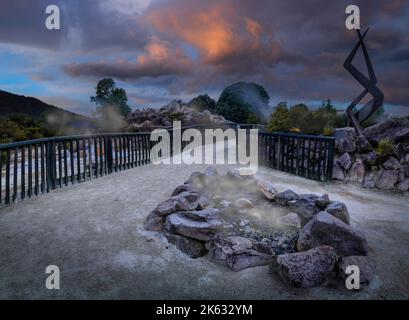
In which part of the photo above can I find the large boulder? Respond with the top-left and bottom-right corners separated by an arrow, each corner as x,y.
334,127 -> 357,145
278,213 -> 301,229
287,194 -> 320,223
382,157 -> 401,170
332,162 -> 346,181
397,179 -> 409,192
297,212 -> 368,256
364,118 -> 409,144
165,233 -> 208,259
375,169 -> 399,190
165,212 -> 222,241
272,246 -> 338,288
363,151 -> 380,167
325,201 -> 350,224
337,138 -> 357,154
315,194 -> 331,210
255,177 -> 278,199
337,256 -> 375,287
363,171 -> 377,189
356,135 -> 373,153
144,191 -> 201,231
346,160 -> 365,184
273,190 -> 299,206
337,153 -> 353,171
206,234 -> 273,271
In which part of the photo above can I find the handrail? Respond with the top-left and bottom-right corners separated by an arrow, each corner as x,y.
0,124 -> 335,206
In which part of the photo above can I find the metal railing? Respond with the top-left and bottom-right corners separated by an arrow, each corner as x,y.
0,125 -> 334,206
259,132 -> 335,182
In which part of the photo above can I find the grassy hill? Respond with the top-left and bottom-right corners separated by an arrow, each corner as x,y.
0,90 -> 95,136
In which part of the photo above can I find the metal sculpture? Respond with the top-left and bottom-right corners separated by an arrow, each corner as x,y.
344,28 -> 384,138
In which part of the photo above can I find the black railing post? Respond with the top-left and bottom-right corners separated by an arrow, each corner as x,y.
46,140 -> 57,191
105,136 -> 113,174
326,139 -> 335,182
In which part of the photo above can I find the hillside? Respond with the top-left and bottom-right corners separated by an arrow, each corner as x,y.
0,90 -> 95,135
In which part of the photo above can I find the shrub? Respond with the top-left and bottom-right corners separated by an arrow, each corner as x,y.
376,139 -> 395,159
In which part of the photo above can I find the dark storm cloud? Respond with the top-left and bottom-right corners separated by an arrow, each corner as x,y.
1,0 -> 408,109
0,0 -> 147,51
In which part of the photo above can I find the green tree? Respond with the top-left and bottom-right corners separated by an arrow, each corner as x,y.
91,78 -> 131,117
268,102 -> 291,132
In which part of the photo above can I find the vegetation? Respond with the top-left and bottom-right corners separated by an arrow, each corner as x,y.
216,82 -> 270,124
268,100 -> 347,135
376,139 -> 396,159
0,114 -> 51,144
91,78 -> 132,132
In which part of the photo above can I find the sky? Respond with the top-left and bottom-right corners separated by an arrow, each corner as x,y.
0,0 -> 408,117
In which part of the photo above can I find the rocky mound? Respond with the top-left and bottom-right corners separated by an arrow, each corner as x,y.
126,98 -> 227,132
144,167 -> 374,289
333,124 -> 409,193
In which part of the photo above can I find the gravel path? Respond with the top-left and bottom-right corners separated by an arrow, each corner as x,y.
0,163 -> 408,300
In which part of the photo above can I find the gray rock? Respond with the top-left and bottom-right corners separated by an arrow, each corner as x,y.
398,168 -> 405,183
234,198 -> 255,209
204,166 -> 218,177
255,177 -> 278,199
356,136 -> 373,153
337,153 -> 353,171
272,246 -> 338,288
404,163 -> 409,178
144,212 -> 165,231
315,194 -> 330,210
154,191 -> 200,216
363,171 -> 377,189
325,201 -> 350,224
346,160 -> 365,184
332,162 -> 346,181
382,157 -> 401,170
206,234 -> 273,271
337,256 -> 375,287
278,213 -> 301,229
375,169 -> 399,190
165,233 -> 207,259
363,151 -> 380,167
335,127 -> 357,144
337,138 -> 357,153
274,190 -> 299,206
297,212 -> 368,256
397,179 -> 409,192
171,183 -> 199,197
227,168 -> 244,180
364,118 -> 409,144
165,213 -> 222,241
288,194 -> 320,223
180,209 -> 220,222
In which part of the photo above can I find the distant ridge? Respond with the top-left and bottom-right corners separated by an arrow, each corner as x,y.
0,90 -> 95,134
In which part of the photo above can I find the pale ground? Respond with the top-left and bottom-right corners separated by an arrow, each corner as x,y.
0,163 -> 408,300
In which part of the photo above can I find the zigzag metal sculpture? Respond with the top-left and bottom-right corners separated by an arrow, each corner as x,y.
344,28 -> 384,139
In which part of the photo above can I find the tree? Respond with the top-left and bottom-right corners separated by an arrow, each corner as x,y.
268,102 -> 291,132
91,78 -> 131,117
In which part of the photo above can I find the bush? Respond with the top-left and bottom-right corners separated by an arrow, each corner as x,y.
268,100 -> 342,135
376,139 -> 396,159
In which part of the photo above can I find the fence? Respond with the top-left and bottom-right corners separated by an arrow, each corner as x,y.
259,132 -> 335,182
0,126 -> 334,206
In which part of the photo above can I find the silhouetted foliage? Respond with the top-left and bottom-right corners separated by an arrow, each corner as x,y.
91,78 -> 131,117
0,114 -> 51,144
268,100 -> 347,135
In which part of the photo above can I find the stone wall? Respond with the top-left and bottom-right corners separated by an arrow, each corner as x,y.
333,121 -> 409,194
